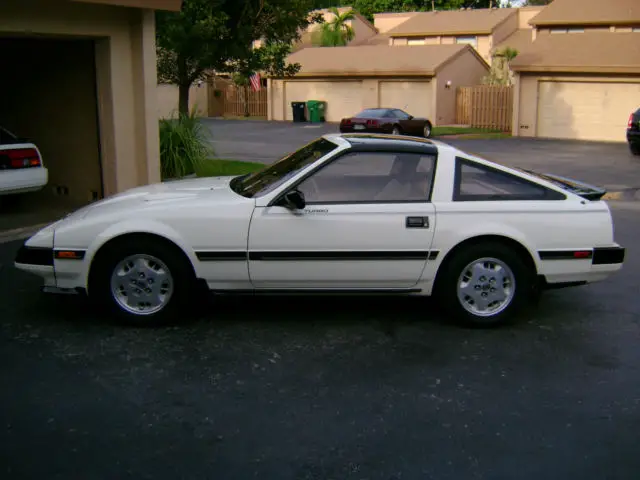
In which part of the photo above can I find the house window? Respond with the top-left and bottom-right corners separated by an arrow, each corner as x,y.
407,38 -> 426,46
568,27 -> 584,33
633,27 -> 640,32
550,28 -> 567,33
455,36 -> 478,48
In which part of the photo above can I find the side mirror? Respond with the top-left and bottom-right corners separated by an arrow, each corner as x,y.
408,115 -> 414,120
282,189 -> 306,210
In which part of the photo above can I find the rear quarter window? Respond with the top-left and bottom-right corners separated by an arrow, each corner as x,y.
453,157 -> 565,201
0,127 -> 19,145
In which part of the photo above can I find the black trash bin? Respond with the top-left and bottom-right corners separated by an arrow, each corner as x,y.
291,102 -> 307,122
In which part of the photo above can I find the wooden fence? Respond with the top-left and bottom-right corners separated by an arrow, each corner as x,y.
217,84 -> 267,117
456,85 -> 513,131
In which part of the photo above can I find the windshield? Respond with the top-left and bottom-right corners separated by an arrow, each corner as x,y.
230,138 -> 339,198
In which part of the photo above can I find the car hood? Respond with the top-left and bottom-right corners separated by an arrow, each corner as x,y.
64,175 -> 245,221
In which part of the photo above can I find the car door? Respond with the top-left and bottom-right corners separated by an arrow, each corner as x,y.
393,109 -> 421,136
247,150 -> 438,290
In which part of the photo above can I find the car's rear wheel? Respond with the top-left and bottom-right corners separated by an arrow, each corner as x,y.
89,237 -> 198,326
423,122 -> 432,138
392,126 -> 401,135
436,242 -> 535,328
630,143 -> 640,156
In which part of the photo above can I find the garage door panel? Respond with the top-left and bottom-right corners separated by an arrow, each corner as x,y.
537,81 -> 640,142
379,81 -> 432,119
284,81 -> 363,122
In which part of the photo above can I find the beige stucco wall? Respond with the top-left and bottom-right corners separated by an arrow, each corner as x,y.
513,73 -> 640,140
1,0 -> 161,198
435,50 -> 491,125
157,83 -> 209,118
492,13 -> 519,46
269,51 -> 488,125
518,6 -> 544,29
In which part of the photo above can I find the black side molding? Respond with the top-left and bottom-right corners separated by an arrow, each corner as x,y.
15,245 -> 54,266
538,247 -> 625,265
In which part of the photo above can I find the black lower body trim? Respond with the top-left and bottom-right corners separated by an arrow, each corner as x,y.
211,288 -> 422,295
15,245 -> 53,266
592,247 -> 625,265
248,250 -> 436,261
196,251 -> 246,261
538,249 -> 593,261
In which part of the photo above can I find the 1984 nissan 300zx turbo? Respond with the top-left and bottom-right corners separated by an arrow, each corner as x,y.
15,134 -> 625,327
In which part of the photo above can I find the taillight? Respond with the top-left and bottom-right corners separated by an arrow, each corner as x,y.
342,118 -> 352,125
629,114 -> 633,128
0,148 -> 41,170
366,119 -> 379,126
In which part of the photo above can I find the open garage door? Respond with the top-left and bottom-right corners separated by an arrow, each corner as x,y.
537,81 -> 640,142
284,81 -> 363,122
0,37 -> 103,231
379,81 -> 433,119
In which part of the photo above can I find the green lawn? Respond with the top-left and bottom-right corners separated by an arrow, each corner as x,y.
196,159 -> 265,178
432,126 -> 507,136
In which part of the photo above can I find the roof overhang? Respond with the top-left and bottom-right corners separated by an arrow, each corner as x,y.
512,66 -> 640,74
269,71 -> 436,79
69,0 -> 182,11
389,29 -> 492,37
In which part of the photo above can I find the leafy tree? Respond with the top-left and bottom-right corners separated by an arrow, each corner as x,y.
482,46 -> 518,85
312,7 -> 356,46
156,0 -> 321,115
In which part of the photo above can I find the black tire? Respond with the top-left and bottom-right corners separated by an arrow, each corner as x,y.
89,237 -> 199,327
435,242 -> 535,328
630,143 -> 640,156
423,122 -> 432,138
392,125 -> 402,135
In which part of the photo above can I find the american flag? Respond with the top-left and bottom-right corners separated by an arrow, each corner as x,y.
249,72 -> 261,92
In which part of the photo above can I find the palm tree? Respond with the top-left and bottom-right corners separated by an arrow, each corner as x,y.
312,7 -> 356,47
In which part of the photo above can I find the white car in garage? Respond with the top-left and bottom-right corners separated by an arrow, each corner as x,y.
0,126 -> 48,196
14,133 -> 625,327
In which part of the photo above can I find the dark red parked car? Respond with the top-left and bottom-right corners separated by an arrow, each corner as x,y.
339,108 -> 433,138
627,108 -> 639,156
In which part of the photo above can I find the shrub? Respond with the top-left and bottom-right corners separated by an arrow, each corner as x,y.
159,110 -> 213,180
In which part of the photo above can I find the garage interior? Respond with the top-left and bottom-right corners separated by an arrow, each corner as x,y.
0,36 -> 103,232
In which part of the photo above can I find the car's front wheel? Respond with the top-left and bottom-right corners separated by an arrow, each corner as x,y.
423,122 -> 432,138
89,237 -> 198,326
436,242 -> 535,328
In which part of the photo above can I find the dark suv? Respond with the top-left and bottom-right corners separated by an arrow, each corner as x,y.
628,108 -> 640,156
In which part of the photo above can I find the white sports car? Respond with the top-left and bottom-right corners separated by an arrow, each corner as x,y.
14,134 -> 625,327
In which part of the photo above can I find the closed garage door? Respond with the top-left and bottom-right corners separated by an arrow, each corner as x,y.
284,81 -> 363,122
379,81 -> 432,119
537,81 -> 640,142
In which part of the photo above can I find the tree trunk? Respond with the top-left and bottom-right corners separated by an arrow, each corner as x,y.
178,83 -> 190,117
244,84 -> 250,117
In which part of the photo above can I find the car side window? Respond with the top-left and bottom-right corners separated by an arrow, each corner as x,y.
296,151 -> 436,204
453,157 -> 560,201
392,110 -> 410,120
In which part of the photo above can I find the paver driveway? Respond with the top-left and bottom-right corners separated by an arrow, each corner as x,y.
203,119 -> 640,191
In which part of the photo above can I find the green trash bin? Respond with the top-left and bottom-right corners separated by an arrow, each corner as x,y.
306,100 -> 326,123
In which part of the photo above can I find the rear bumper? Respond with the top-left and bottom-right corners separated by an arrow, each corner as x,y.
339,124 -> 393,134
0,167 -> 48,195
539,245 -> 625,286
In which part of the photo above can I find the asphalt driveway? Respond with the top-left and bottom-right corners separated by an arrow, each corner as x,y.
1,203 -> 640,479
203,119 -> 640,191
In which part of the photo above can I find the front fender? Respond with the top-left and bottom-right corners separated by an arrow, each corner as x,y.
55,217 -> 199,288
